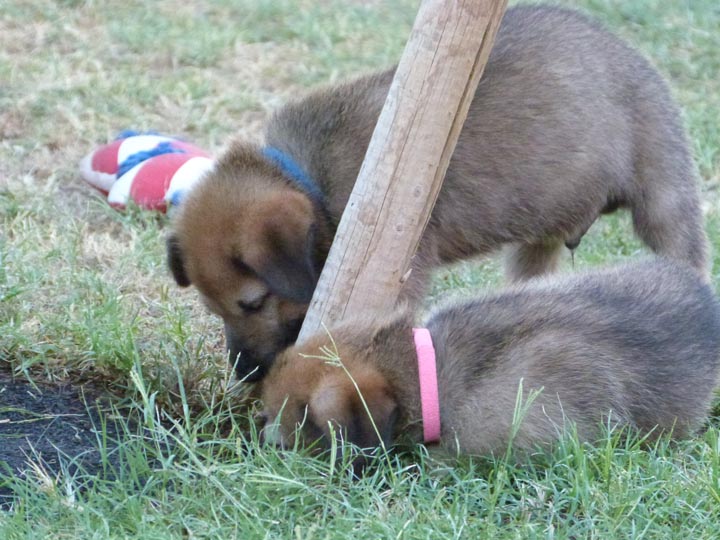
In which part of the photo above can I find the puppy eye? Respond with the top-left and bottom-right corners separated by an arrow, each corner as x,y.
238,292 -> 270,314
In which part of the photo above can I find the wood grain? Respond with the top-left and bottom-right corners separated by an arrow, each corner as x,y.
299,0 -> 508,342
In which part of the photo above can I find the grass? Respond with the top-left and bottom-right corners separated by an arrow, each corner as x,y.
1,0 -> 719,536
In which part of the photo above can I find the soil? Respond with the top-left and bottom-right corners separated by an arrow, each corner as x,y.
0,371 -> 123,507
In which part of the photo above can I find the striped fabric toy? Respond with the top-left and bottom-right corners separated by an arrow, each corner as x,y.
79,131 -> 214,212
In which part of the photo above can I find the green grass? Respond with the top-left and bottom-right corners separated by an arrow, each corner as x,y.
2,388 -> 720,538
1,0 -> 720,536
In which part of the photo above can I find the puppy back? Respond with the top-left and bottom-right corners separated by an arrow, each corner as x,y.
427,259 -> 720,451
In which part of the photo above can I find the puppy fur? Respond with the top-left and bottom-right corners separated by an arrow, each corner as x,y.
260,259 -> 720,456
169,5 -> 709,381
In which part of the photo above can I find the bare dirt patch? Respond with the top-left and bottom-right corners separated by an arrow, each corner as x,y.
0,370 -> 122,505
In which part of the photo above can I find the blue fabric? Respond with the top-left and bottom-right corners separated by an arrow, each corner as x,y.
117,141 -> 186,178
169,189 -> 186,207
262,146 -> 325,205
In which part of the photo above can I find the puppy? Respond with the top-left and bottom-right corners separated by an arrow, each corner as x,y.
260,259 -> 720,457
168,5 -> 709,381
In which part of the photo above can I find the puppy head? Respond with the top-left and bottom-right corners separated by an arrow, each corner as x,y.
259,336 -> 399,454
168,143 -> 327,381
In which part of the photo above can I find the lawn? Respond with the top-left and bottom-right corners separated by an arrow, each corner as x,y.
1,0 -> 719,537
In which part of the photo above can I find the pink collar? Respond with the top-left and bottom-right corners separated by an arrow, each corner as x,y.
413,328 -> 440,443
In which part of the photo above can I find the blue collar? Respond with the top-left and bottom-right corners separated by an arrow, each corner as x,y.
262,146 -> 326,208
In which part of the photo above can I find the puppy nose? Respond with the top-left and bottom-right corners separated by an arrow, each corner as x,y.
228,349 -> 265,382
254,410 -> 269,428
237,364 -> 265,383
260,418 -> 283,448
254,410 -> 270,444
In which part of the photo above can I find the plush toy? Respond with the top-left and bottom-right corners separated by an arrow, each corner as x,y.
79,131 -> 214,212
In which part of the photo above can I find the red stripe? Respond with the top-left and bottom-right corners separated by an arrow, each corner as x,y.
129,153 -> 193,211
91,139 -> 123,174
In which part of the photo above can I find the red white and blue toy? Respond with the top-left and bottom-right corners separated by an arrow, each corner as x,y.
79,131 -> 214,212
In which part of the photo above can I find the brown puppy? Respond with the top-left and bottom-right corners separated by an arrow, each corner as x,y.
260,258 -> 720,457
169,5 -> 709,381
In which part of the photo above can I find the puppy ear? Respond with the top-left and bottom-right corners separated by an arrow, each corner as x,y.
257,223 -> 317,304
351,383 -> 398,450
371,312 -> 413,348
309,370 -> 398,450
166,234 -> 191,287
245,192 -> 318,303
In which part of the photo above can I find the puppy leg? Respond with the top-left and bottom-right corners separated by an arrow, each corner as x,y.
630,179 -> 709,282
399,243 -> 441,305
629,98 -> 710,281
504,239 -> 564,283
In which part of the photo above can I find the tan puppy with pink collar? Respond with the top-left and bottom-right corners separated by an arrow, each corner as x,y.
260,259 -> 720,457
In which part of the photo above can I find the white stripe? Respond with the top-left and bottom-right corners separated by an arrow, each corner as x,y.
107,162 -> 143,206
165,157 -> 215,202
79,152 -> 116,192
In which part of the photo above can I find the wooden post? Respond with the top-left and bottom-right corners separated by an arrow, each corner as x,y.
298,0 -> 508,342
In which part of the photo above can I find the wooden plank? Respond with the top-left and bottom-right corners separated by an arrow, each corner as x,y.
298,0 -> 508,342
